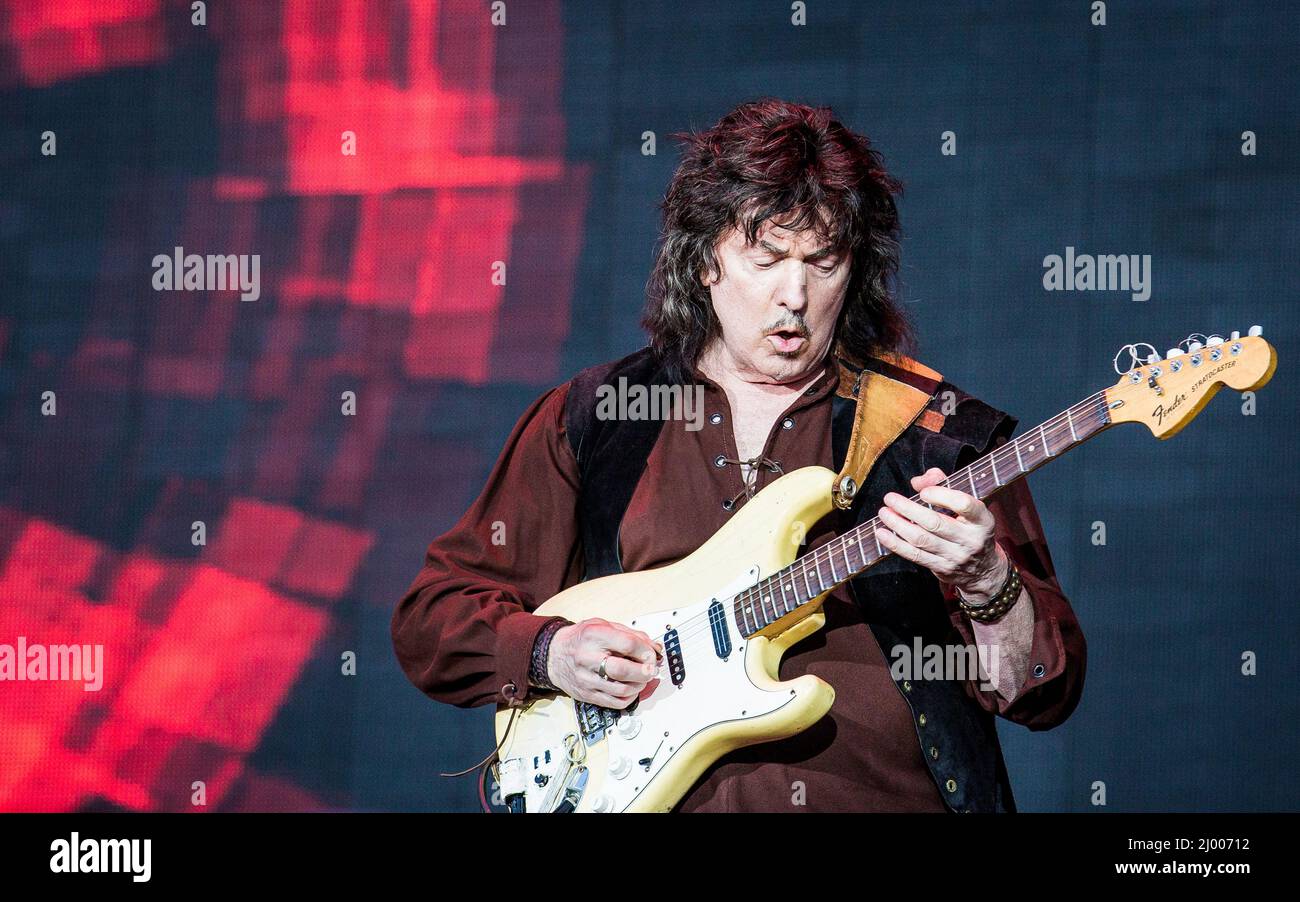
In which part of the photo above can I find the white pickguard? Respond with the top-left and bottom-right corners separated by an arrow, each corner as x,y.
512,566 -> 796,813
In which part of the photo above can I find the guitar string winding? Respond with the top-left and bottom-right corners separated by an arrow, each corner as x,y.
1112,333 -> 1224,376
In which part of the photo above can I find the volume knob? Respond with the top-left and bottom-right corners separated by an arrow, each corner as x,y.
615,715 -> 642,740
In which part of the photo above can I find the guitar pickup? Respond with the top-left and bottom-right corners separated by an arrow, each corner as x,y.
708,599 -> 732,660
664,627 -> 685,686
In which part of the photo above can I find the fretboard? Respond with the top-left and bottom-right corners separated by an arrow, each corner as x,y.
731,390 -> 1111,637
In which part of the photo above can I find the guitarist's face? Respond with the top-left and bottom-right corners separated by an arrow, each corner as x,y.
700,216 -> 851,385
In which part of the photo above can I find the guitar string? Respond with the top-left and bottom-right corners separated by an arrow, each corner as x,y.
638,394 -> 1110,671
582,393 -> 1109,677
738,390 -> 1112,634
618,392 -> 1109,665
652,392 -> 1110,662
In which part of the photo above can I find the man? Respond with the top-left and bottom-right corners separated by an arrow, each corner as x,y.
392,98 -> 1086,812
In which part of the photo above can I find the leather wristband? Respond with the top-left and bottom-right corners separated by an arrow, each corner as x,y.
528,618 -> 571,691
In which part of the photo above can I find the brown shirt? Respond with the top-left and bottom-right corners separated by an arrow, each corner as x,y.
391,356 -> 1086,812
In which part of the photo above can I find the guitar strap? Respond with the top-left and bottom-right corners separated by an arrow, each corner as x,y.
830,350 -> 945,510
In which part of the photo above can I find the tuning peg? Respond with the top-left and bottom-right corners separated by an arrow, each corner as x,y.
1248,325 -> 1263,337
1207,335 -> 1224,346
1145,352 -> 1162,364
1230,330 -> 1240,340
1166,348 -> 1185,358
1187,340 -> 1204,352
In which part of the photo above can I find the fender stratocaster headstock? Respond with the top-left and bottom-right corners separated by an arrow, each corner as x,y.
1105,329 -> 1277,439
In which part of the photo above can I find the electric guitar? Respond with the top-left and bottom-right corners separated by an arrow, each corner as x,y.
492,329 -> 1277,812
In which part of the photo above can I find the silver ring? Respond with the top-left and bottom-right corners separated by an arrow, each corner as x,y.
597,656 -> 610,681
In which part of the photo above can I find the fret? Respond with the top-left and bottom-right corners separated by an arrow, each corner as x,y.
731,395 -> 1116,639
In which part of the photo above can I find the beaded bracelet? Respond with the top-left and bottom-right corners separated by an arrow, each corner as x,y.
958,560 -> 1022,624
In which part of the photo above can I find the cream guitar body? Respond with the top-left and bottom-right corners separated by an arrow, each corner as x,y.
489,329 -> 1276,814
492,465 -> 839,813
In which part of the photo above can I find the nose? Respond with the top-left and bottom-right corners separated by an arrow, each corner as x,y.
775,260 -> 809,313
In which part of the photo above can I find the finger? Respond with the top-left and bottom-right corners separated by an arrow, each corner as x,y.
598,626 -> 659,665
909,467 -> 947,492
578,669 -> 641,700
880,492 -> 963,542
876,526 -> 951,577
878,506 -> 962,558
919,485 -> 993,527
582,687 -> 638,709
597,654 -> 659,684
576,649 -> 655,687
636,630 -> 665,661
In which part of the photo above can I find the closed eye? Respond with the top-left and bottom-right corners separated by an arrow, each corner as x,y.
755,258 -> 838,271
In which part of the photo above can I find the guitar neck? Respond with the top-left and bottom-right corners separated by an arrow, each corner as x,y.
733,390 -> 1114,638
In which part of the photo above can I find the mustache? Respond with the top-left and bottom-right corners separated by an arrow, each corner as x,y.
763,315 -> 809,336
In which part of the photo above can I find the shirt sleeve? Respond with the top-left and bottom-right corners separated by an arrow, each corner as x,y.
390,382 -> 585,709
944,476 -> 1088,730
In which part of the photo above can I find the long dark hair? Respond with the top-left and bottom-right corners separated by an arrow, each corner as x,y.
642,98 -> 915,383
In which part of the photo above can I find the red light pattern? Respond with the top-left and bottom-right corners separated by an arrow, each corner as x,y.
1,0 -> 586,810
0,0 -> 167,88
